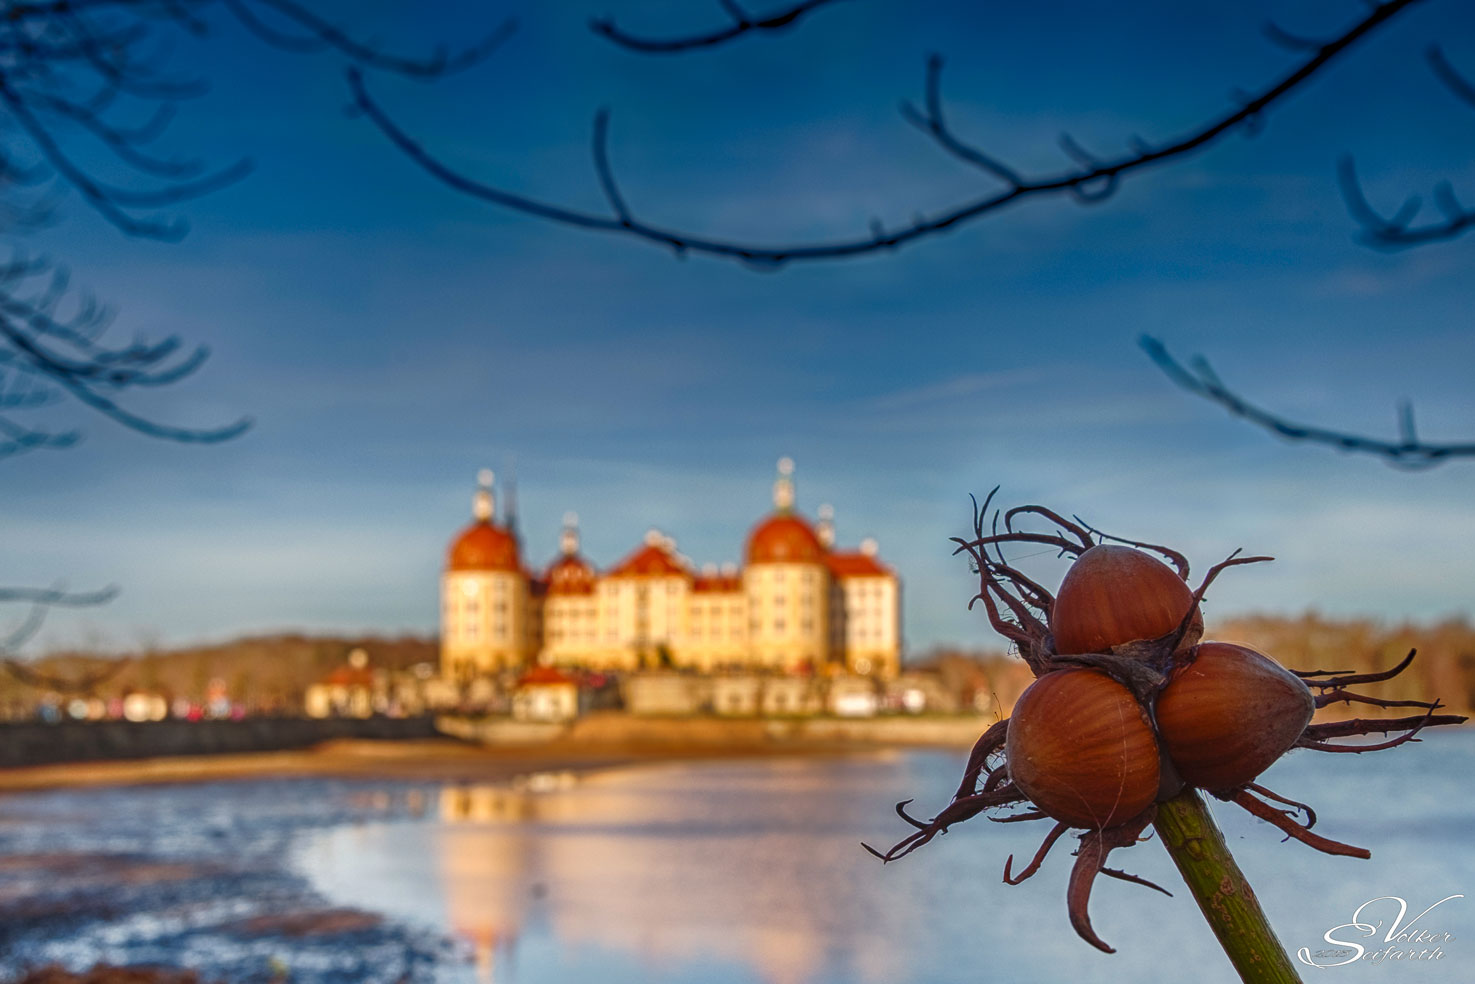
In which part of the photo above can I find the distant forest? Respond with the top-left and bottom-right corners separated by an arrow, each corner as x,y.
0,634 -> 437,712
916,612 -> 1475,718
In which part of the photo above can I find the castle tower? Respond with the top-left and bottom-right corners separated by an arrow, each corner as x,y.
742,458 -> 832,674
441,470 -> 532,679
542,512 -> 599,668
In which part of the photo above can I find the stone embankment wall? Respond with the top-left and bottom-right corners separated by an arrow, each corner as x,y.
0,716 -> 440,768
438,711 -> 989,748
0,713 -> 990,770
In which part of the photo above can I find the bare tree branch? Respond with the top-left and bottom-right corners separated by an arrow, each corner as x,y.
0,2 -> 514,452
232,0 -> 517,79
0,583 -> 117,607
1339,157 -> 1475,248
1261,20 -> 1332,54
898,54 -> 1024,187
1338,46 -> 1475,249
591,0 -> 847,54
352,0 -> 1419,269
0,254 -> 250,458
0,580 -> 121,692
0,5 -> 516,685
0,1 -> 518,241
1141,335 -> 1475,469
1428,44 -> 1475,108
2,656 -> 128,692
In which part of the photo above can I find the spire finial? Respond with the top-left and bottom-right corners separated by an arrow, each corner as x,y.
773,456 -> 796,511
817,503 -> 835,548
473,469 -> 495,521
560,512 -> 580,556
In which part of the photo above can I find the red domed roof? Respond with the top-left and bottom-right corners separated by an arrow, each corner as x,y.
546,553 -> 597,595
447,521 -> 521,572
746,513 -> 825,565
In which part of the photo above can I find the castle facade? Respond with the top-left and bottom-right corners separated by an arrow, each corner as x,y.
440,460 -> 901,679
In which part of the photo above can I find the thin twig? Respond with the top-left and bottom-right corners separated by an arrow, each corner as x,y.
1142,336 -> 1475,469
591,0 -> 845,54
1339,155 -> 1475,249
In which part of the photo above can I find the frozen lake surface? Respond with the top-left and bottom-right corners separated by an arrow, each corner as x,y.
2,730 -> 1472,984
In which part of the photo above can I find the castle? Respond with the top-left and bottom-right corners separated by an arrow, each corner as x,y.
440,459 -> 901,680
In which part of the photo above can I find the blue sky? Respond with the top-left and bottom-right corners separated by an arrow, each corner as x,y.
6,0 -> 1475,654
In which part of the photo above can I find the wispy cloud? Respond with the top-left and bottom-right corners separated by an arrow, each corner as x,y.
868,367 -> 1053,410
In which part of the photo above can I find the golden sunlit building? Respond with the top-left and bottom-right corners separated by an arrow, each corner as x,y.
440,459 -> 901,680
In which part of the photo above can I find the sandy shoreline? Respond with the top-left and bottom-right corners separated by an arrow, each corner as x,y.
0,736 -> 899,795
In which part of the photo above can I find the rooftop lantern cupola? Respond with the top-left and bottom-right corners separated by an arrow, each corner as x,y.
745,456 -> 824,565
773,456 -> 796,512
560,512 -> 580,556
474,468 -> 495,522
447,469 -> 520,572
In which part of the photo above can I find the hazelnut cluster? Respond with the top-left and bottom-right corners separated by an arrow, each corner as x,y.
867,492 -> 1465,953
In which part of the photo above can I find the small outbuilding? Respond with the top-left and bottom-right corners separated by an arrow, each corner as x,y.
511,666 -> 580,723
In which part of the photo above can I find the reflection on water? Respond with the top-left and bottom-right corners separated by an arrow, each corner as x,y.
301,756 -> 918,984
296,734 -> 1475,984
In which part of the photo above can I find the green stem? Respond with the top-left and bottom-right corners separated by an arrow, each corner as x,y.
1153,788 -> 1305,984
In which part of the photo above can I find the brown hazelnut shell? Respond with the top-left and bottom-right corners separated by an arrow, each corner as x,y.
1006,668 -> 1161,829
1051,545 -> 1202,656
1155,642 -> 1315,793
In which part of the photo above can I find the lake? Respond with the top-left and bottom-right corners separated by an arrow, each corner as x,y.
2,731 -> 1471,983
